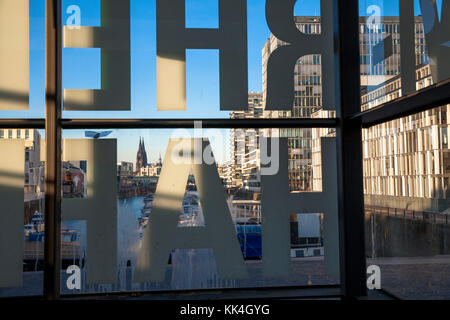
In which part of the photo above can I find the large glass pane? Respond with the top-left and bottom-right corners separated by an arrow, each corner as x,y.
59,128 -> 339,295
0,1 -> 340,121
363,106 -> 450,299
0,129 -> 45,297
58,0 -> 335,120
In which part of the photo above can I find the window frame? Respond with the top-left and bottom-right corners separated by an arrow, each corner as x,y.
0,0 -> 448,300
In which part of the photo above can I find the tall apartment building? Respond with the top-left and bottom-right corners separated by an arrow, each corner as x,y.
218,162 -> 234,189
262,16 -> 427,192
361,65 -> 450,212
307,16 -> 448,211
0,129 -> 44,222
262,17 -> 326,192
229,92 -> 264,190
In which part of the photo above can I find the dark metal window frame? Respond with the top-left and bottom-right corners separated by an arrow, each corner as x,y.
0,0 -> 448,300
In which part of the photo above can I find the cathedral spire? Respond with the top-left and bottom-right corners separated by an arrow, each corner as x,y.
136,136 -> 149,174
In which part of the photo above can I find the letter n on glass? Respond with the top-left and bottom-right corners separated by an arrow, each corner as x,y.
261,138 -> 340,279
63,0 -> 131,111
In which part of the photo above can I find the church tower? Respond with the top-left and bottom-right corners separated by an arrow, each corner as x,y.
157,152 -> 162,166
136,137 -> 148,174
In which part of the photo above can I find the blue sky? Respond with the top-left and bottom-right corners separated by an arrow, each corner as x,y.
0,0 -> 435,164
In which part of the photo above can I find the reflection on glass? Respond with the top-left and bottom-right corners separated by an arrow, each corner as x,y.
361,106 -> 450,299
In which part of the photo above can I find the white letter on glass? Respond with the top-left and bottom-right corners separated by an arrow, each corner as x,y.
0,0 -> 29,110
134,138 -> 248,282
62,139 -> 117,284
261,138 -> 340,278
265,0 -> 335,111
157,0 -> 248,111
0,141 -> 25,287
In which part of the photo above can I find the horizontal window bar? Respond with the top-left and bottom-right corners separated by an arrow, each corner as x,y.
60,285 -> 342,300
352,78 -> 450,128
0,118 -> 338,130
60,118 -> 339,129
0,119 -> 45,129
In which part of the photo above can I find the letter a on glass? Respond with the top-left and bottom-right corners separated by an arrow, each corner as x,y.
134,138 -> 248,283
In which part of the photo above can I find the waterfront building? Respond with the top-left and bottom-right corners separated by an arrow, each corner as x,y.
139,153 -> 162,177
117,161 -> 134,178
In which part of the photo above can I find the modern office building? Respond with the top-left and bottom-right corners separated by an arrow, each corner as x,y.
312,63 -> 450,212
261,16 -> 427,192
361,64 -> 450,212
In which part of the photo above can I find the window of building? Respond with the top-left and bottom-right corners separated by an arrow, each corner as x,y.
0,0 -> 448,303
